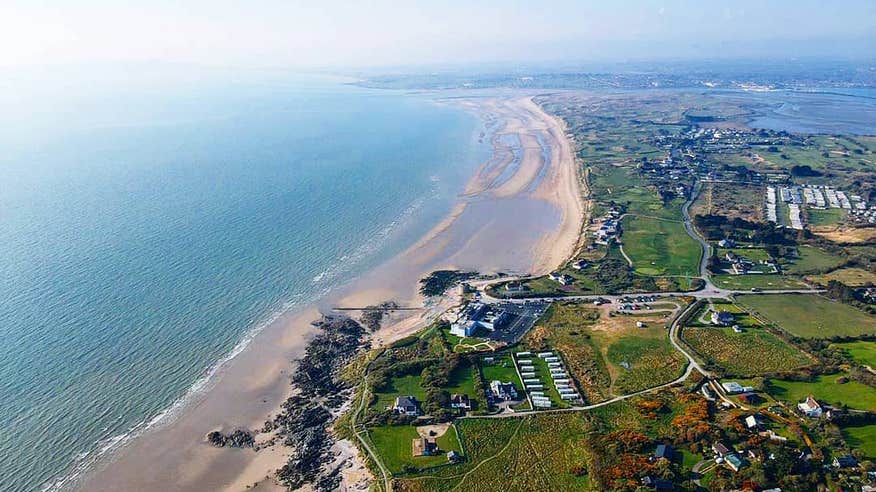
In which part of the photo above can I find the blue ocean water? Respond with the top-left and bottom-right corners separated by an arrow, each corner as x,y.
0,67 -> 486,491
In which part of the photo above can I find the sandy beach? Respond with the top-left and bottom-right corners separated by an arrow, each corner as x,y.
77,94 -> 584,492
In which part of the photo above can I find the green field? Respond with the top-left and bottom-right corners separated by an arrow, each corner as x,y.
834,340 -> 876,368
682,326 -> 811,376
737,294 -> 876,338
768,374 -> 876,412
445,362 -> 487,411
622,216 -> 702,276
480,354 -> 523,388
604,334 -> 687,394
808,267 -> 876,287
807,208 -> 847,227
368,424 -> 463,473
393,413 -> 593,490
842,424 -> 876,459
783,245 -> 847,275
372,374 -> 427,412
711,274 -> 808,290
718,247 -> 772,262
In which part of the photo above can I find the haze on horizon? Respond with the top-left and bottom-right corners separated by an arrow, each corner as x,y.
1,0 -> 874,70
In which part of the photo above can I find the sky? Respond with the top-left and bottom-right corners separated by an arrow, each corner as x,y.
1,0 -> 874,69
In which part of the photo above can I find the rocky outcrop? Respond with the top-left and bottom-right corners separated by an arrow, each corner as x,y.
270,315 -> 368,490
206,429 -> 255,448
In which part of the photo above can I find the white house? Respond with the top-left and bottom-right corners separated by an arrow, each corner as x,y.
798,395 -> 823,418
393,395 -> 420,416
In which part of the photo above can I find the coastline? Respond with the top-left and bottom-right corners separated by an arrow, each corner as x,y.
76,94 -> 585,491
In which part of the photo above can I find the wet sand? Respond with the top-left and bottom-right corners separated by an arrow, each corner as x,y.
77,95 -> 584,491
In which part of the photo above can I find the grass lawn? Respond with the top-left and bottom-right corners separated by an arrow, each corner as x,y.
445,361 -> 487,411
807,208 -> 846,227
711,274 -> 807,290
681,326 -> 812,376
368,424 -> 462,473
768,374 -> 876,412
783,245 -> 847,275
603,331 -> 687,394
842,424 -> 876,459
737,294 -> 876,338
371,374 -> 426,412
808,267 -> 876,287
622,215 -> 702,276
480,354 -> 523,387
833,340 -> 876,368
718,247 -> 772,262
395,413 -> 593,490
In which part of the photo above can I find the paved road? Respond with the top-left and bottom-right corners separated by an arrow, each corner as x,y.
682,180 -> 717,290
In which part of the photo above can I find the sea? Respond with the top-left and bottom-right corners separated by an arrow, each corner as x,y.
0,66 -> 488,491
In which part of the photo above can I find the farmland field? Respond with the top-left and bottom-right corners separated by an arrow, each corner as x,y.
711,274 -> 808,290
842,424 -> 876,460
768,374 -> 876,412
806,208 -> 846,227
368,424 -> 463,473
394,413 -> 593,491
682,326 -> 811,376
622,215 -> 702,276
604,334 -> 687,393
833,340 -> 876,368
807,267 -> 876,287
737,294 -> 876,338
782,245 -> 847,274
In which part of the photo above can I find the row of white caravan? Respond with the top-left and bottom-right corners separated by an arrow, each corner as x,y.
515,351 -> 582,406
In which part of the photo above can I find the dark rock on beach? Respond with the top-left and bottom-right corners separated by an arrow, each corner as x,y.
270,315 -> 368,490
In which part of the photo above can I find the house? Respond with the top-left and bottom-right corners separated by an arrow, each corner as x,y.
725,251 -> 738,262
447,450 -> 462,463
711,311 -> 735,326
412,437 -> 438,456
833,454 -> 858,469
450,394 -> 471,410
558,274 -> 574,286
572,259 -> 589,270
505,281 -> 524,292
490,380 -> 518,400
721,381 -> 745,394
712,442 -> 732,457
654,444 -> 674,461
747,448 -> 764,461
732,324 -> 744,333
797,395 -> 822,418
718,238 -> 736,248
745,415 -> 761,430
393,396 -> 421,416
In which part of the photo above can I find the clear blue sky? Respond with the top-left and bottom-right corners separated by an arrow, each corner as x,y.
1,0 -> 873,68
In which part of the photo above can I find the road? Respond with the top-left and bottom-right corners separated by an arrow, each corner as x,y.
682,180 -> 715,287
